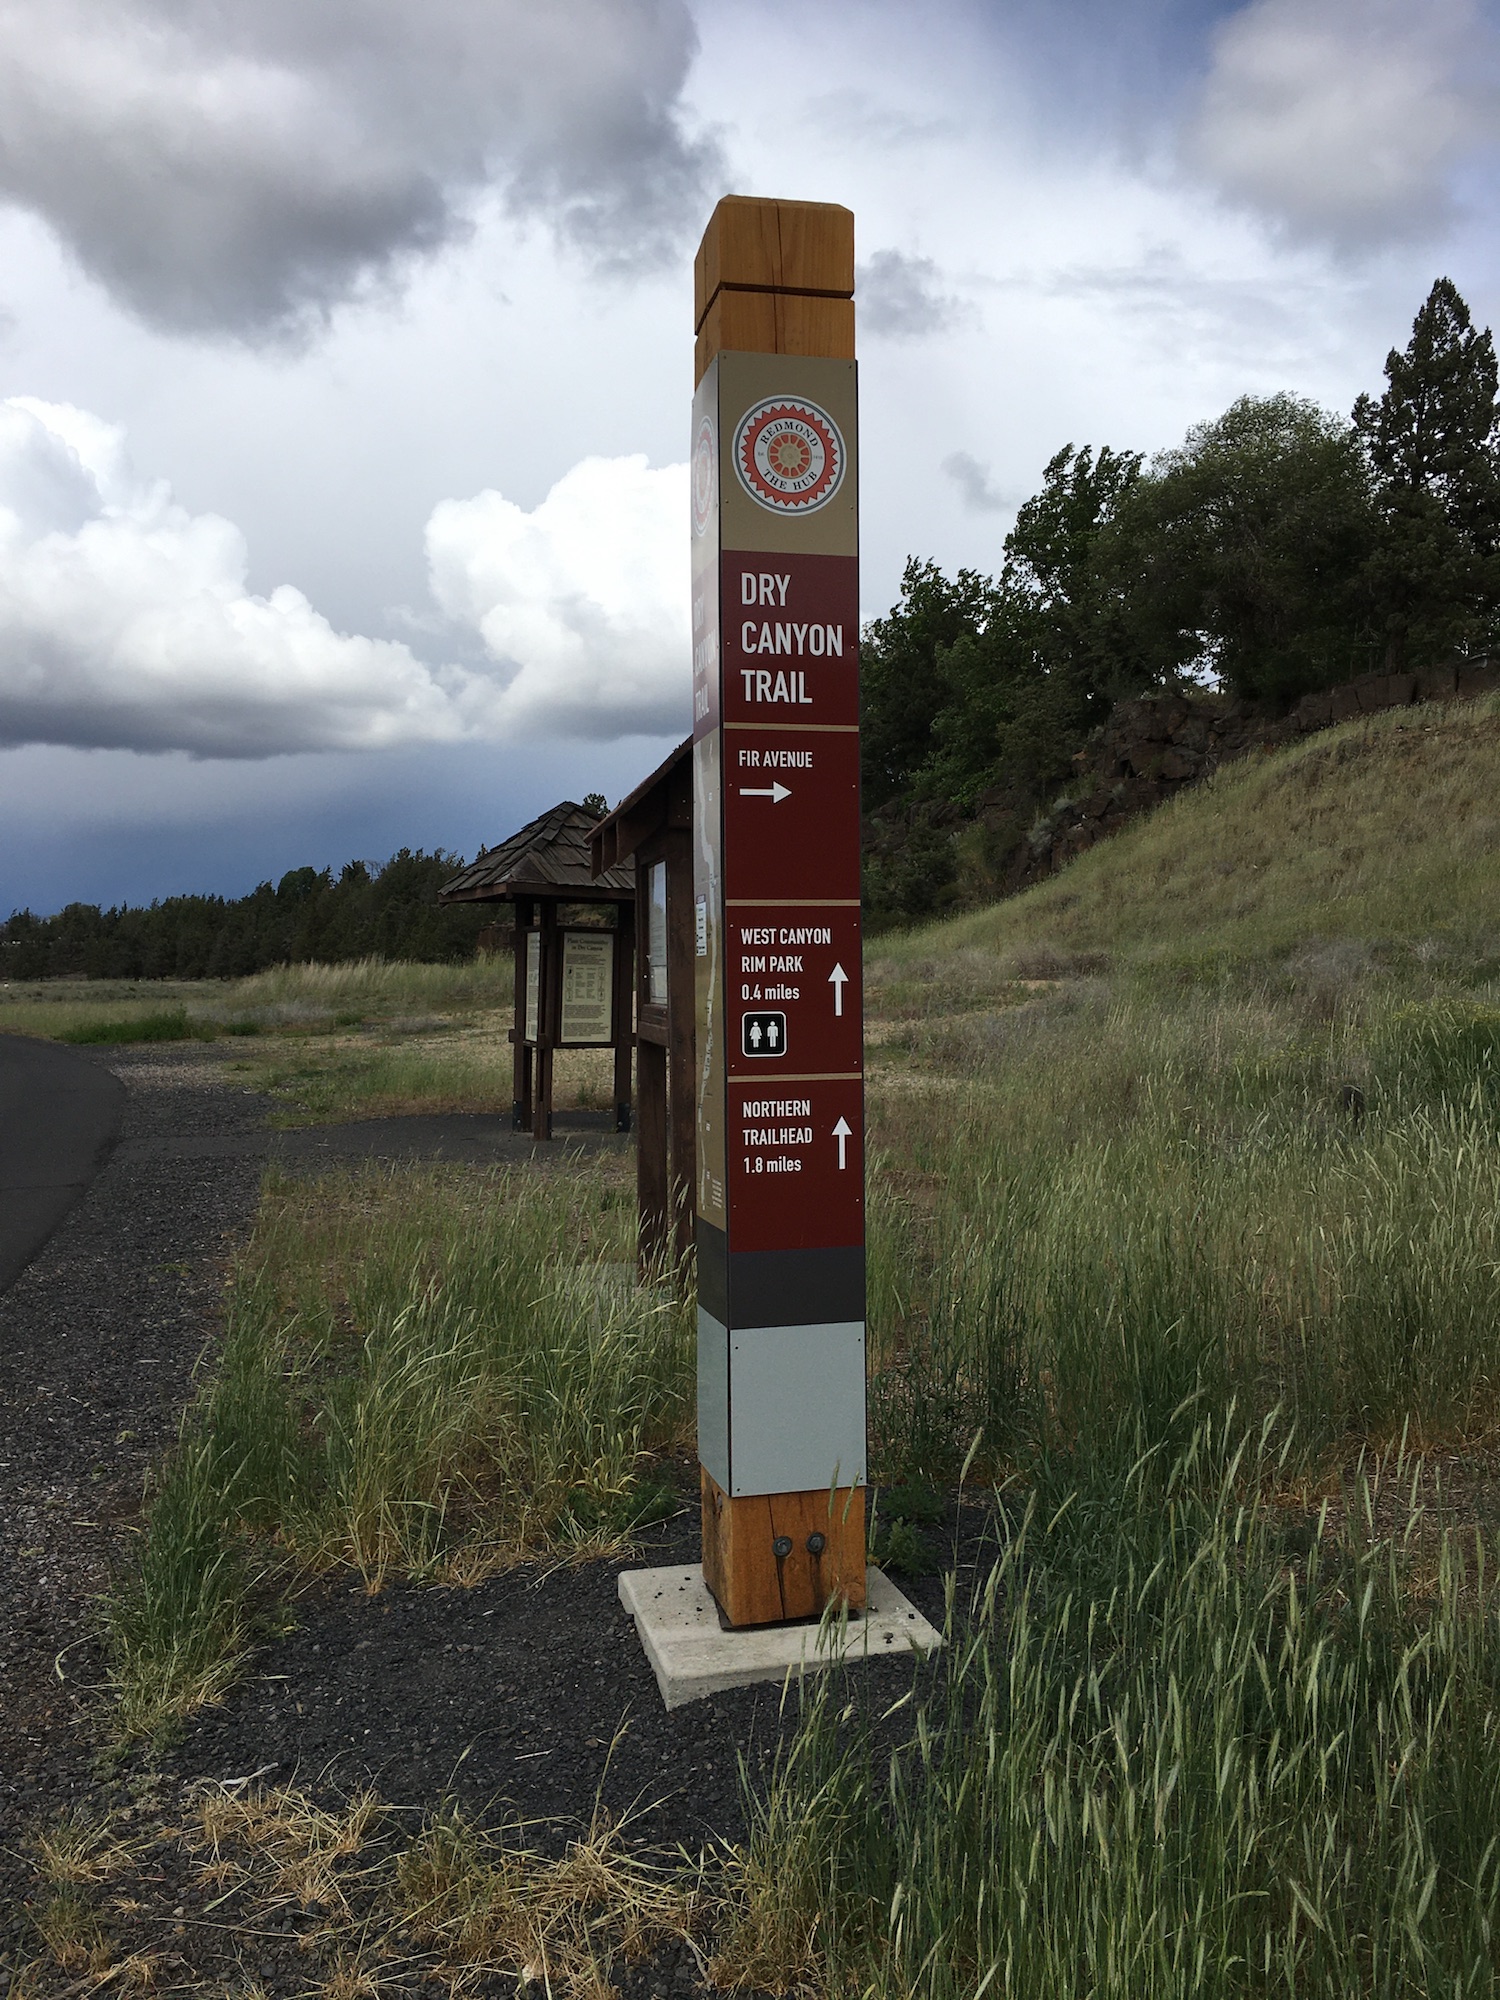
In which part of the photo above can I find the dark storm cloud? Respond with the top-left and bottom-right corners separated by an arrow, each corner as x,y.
0,0 -> 722,339
942,451 -> 1009,514
856,249 -> 967,339
1185,0 -> 1498,250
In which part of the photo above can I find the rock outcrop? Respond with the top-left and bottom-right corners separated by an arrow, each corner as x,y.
914,657 -> 1500,907
1018,658 -> 1499,887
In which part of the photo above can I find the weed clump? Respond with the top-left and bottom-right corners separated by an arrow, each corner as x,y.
15,1785 -> 708,1999
106,1165 -> 692,1737
59,1005 -> 215,1045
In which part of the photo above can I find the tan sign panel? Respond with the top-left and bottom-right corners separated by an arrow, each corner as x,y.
560,931 -> 614,1046
714,353 -> 858,559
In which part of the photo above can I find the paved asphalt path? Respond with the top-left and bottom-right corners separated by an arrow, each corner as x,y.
0,1031 -> 127,1293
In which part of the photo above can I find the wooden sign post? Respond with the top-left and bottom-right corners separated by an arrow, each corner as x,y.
691,197 -> 866,1627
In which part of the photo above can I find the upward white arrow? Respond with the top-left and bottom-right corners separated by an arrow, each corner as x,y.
739,781 -> 791,803
832,1115 -> 853,1169
828,962 -> 848,1016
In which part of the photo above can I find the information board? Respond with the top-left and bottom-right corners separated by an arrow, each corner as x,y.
692,350 -> 865,1502
525,930 -> 540,1044
647,861 -> 669,1006
560,930 -> 614,1045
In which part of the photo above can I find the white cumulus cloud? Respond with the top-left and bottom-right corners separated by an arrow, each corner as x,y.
0,400 -> 690,758
426,455 -> 690,742
1186,0 -> 1498,248
0,397 -> 478,758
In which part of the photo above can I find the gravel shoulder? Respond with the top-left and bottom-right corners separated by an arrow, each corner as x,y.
0,1048 -> 271,1882
0,1045 -> 975,1985
150,1482 -> 974,1864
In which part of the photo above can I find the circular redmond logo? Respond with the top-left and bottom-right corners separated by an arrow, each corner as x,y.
733,396 -> 845,515
691,414 -> 715,536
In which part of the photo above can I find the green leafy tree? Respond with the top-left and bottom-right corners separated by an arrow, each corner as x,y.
925,444 -> 1147,808
1104,393 -> 1377,708
860,449 -> 1149,922
859,559 -> 1000,811
1354,277 -> 1500,668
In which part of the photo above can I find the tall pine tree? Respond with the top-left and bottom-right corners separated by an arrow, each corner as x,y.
1354,278 -> 1500,669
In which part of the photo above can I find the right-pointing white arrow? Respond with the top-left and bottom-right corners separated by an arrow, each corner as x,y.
832,1114 -> 852,1169
828,962 -> 848,1016
739,782 -> 791,803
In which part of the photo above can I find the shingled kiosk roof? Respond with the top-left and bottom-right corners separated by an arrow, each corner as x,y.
590,738 -> 692,875
437,801 -> 635,904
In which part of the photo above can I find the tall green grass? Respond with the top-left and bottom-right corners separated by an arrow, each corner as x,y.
58,1004 -> 217,1045
785,765 -> 1500,1993
864,984 -> 1500,1484
728,1414 -> 1500,1998
107,1165 -> 692,1735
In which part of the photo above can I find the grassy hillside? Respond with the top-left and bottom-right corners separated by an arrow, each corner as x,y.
859,696 -> 1500,1466
875,692 -> 1500,983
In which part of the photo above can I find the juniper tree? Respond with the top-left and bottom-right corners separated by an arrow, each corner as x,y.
859,558 -> 1000,811
925,444 -> 1149,806
1354,277 -> 1500,669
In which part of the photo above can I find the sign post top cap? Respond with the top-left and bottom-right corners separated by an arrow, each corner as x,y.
694,196 -> 854,330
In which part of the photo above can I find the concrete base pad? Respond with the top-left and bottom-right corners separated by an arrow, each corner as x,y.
618,1563 -> 943,1710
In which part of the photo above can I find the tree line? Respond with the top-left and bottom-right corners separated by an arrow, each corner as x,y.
861,278 -> 1500,921
1,850 -> 490,981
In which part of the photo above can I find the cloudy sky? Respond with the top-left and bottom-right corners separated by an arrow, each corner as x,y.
1,0 -> 1496,916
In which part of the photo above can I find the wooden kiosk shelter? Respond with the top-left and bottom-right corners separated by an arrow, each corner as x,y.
590,740 -> 694,1270
439,804 -> 635,1140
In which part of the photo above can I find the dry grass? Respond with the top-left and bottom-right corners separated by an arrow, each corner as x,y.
231,1021 -> 617,1126
0,955 -> 620,1126
13,1783 -> 716,2000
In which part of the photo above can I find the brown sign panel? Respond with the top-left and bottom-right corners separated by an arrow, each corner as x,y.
693,347 -> 866,1505
721,727 -> 861,903
726,903 -> 863,1079
720,553 -> 859,728
728,1076 -> 864,1253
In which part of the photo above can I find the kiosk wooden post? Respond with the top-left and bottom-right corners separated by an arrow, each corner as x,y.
612,900 -> 635,1135
691,198 -> 866,1627
591,742 -> 697,1276
511,895 -> 534,1130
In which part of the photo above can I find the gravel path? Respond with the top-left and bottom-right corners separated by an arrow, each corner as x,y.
0,1046 -> 969,1988
155,1487 -> 964,1862
0,1048 -> 270,1874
